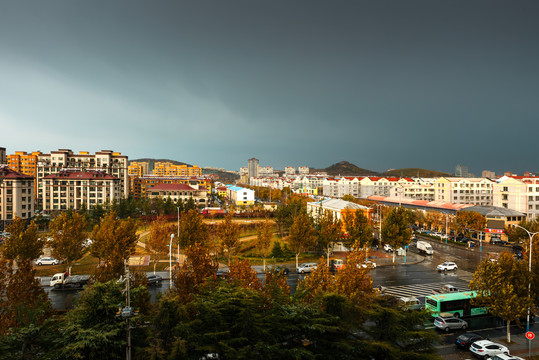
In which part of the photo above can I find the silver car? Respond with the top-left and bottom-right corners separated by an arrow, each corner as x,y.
434,315 -> 468,332
35,257 -> 60,266
296,262 -> 318,274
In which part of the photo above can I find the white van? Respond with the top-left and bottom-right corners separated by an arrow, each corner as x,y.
416,240 -> 433,255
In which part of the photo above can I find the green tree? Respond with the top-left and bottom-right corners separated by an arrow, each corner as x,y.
288,212 -> 317,268
48,212 -> 88,275
315,211 -> 343,266
274,196 -> 307,237
343,210 -> 373,250
217,214 -> 241,266
469,252 -> 533,342
255,218 -> 274,270
90,211 -> 138,282
146,217 -> 173,273
177,210 -> 208,249
3,218 -> 43,262
381,207 -> 413,263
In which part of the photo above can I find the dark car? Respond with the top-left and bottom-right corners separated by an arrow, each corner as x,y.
271,265 -> 290,275
146,274 -> 163,286
490,238 -> 508,246
455,332 -> 484,349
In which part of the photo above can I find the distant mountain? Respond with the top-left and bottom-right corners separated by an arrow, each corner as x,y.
312,161 -> 379,176
129,158 -> 239,182
382,168 -> 451,178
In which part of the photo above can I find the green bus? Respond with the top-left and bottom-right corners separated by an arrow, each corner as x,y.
425,291 -> 488,318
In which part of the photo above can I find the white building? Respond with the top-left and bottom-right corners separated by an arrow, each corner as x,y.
226,185 -> 255,206
389,182 -> 435,201
322,177 -> 361,198
285,167 -> 296,176
42,170 -> 122,212
359,177 -> 414,198
433,177 -> 494,206
0,165 -> 34,223
298,166 -> 309,175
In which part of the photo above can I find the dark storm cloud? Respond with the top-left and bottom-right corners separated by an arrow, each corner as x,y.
0,1 -> 538,174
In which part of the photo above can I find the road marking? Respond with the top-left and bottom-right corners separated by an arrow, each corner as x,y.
382,280 -> 470,298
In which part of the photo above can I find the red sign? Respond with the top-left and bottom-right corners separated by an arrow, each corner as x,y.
526,331 -> 535,340
485,228 -> 505,234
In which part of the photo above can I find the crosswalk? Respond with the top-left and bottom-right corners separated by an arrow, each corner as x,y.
381,279 -> 471,298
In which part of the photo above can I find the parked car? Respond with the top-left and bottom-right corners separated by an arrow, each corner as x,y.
398,296 -> 423,311
146,274 -> 163,286
35,257 -> 60,266
361,260 -> 377,269
470,340 -> 509,358
296,263 -> 318,274
271,265 -> 290,275
455,332 -> 484,349
490,238 -> 508,246
486,355 -> 524,360
432,284 -> 459,295
383,244 -> 393,252
437,262 -> 458,272
434,315 -> 468,332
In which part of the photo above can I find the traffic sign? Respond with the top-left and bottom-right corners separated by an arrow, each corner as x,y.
525,331 -> 535,340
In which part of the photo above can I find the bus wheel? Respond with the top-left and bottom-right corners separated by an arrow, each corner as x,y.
454,312 -> 460,318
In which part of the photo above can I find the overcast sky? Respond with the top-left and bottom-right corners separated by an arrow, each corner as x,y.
1,1 -> 538,175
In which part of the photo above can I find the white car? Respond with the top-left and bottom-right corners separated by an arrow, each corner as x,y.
361,260 -> 377,269
470,340 -> 509,358
486,355 -> 524,360
437,262 -> 458,272
296,263 -> 318,274
383,244 -> 393,252
35,257 -> 60,266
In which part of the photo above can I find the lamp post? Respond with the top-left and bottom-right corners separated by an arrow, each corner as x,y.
177,206 -> 180,265
511,224 -> 536,358
169,233 -> 174,288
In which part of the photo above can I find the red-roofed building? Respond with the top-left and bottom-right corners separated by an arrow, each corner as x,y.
0,165 -> 35,224
146,183 -> 209,206
42,170 -> 122,212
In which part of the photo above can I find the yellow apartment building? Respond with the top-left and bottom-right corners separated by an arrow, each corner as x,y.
152,162 -> 202,177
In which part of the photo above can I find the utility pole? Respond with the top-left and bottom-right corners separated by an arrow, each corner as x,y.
122,259 -> 132,360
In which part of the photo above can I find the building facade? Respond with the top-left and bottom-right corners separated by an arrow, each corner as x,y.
433,177 -> 494,206
36,149 -> 128,208
42,170 -> 122,212
7,151 -> 41,200
226,186 -> 255,206
0,165 -> 35,223
131,175 -> 213,199
128,162 -> 150,177
146,183 -> 209,206
0,147 -> 6,164
152,162 -> 202,177
248,158 -> 259,179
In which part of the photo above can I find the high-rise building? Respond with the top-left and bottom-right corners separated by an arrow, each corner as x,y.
7,151 -> 41,201
248,158 -> 259,179
0,147 -> 6,164
152,162 -> 202,177
298,166 -> 310,175
0,165 -> 34,225
36,149 -> 128,208
455,164 -> 469,178
482,170 -> 496,179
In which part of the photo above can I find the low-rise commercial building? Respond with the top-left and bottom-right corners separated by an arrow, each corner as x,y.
146,183 -> 209,206
226,186 -> 255,206
131,175 -> 212,199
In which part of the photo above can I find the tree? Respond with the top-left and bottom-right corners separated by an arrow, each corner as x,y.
288,212 -> 317,268
342,210 -> 373,250
48,212 -> 88,275
315,211 -> 343,266
274,196 -> 307,237
177,210 -> 208,249
146,216 -> 173,273
455,210 -> 486,239
3,218 -> 43,262
90,211 -> 138,282
469,252 -> 533,342
381,207 -> 413,262
255,218 -> 274,270
217,214 -> 241,266
227,258 -> 262,291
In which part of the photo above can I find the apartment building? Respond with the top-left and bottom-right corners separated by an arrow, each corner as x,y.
284,167 -> 296,176
42,170 -> 122,212
492,176 -> 527,213
36,149 -> 128,208
0,147 -> 6,164
7,151 -> 41,199
146,183 -> 209,206
322,177 -> 361,198
152,162 -> 202,177
0,165 -> 35,223
226,186 -> 255,206
433,177 -> 494,206
298,166 -> 309,175
128,162 -> 150,177
248,158 -> 259,179
131,175 -> 213,199
258,166 -> 274,177
359,177 -> 413,198
389,183 -> 435,201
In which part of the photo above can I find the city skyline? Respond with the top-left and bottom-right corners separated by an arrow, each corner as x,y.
1,1 -> 538,175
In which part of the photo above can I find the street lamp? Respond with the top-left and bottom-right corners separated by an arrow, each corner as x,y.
177,206 -> 180,265
169,233 -> 174,288
511,223 -> 536,358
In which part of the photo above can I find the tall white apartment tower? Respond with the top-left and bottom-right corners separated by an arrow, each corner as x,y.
248,158 -> 259,179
